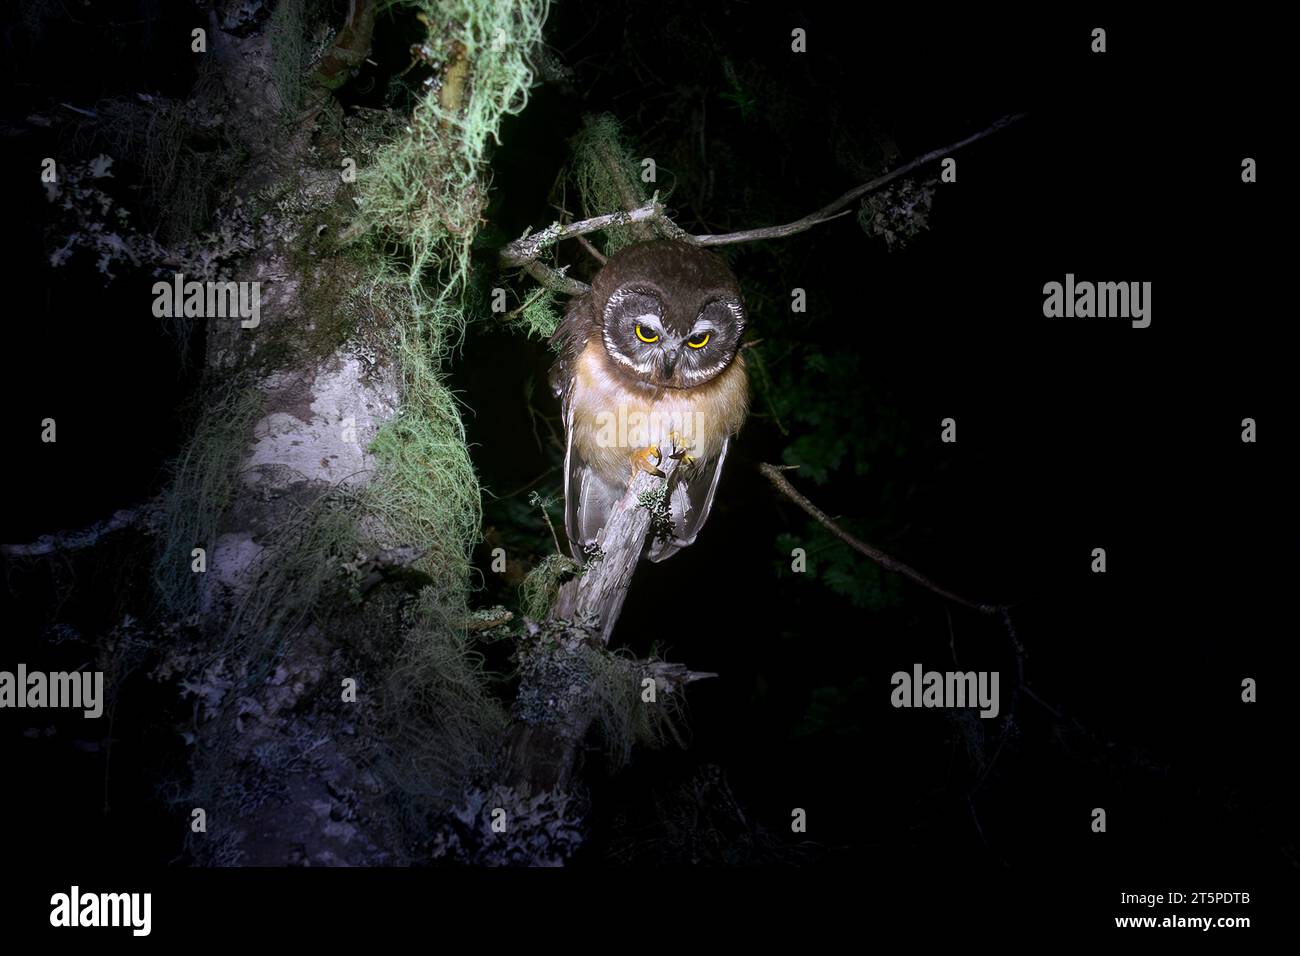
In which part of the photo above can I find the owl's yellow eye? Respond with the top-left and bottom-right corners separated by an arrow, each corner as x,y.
635,324 -> 659,344
686,331 -> 710,349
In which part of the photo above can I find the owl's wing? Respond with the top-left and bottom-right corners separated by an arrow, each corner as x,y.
562,403 -> 623,561
552,296 -> 617,559
549,294 -> 592,401
646,434 -> 731,563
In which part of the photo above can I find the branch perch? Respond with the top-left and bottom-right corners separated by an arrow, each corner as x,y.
552,454 -> 682,643
499,113 -> 1027,295
500,195 -> 685,269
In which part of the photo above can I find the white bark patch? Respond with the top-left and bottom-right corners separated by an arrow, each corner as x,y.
244,350 -> 398,490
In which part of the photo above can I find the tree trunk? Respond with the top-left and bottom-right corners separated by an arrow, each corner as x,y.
172,0 -> 417,867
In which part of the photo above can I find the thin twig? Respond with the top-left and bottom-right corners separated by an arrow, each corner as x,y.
499,113 -> 1027,289
758,462 -> 1002,614
693,114 -> 1027,246
761,459 -> 1027,775
1,506 -> 152,558
522,260 -> 589,296
499,199 -> 669,268
575,232 -> 607,265
504,284 -> 551,320
532,493 -> 564,557
493,465 -> 560,500
763,458 -> 1040,798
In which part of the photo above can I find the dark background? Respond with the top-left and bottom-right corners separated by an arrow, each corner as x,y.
0,0 -> 1292,919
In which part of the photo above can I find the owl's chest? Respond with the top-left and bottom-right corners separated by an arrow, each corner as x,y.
569,341 -> 747,483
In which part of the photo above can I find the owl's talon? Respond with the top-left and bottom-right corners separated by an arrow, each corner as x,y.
631,445 -> 665,479
666,429 -> 695,461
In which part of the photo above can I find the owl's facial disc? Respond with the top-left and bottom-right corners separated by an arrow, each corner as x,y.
602,283 -> 745,389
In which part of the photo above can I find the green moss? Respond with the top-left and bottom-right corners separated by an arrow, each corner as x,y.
221,487 -> 368,680
519,553 -> 580,621
583,644 -> 688,771
153,382 -> 264,615
269,0 -> 338,119
367,350 -> 482,582
351,0 -> 550,357
341,0 -> 552,628
637,482 -> 675,544
569,113 -> 656,255
340,0 -> 550,811
513,286 -> 562,340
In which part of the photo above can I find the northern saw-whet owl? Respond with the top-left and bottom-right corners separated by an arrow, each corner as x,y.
550,239 -> 749,562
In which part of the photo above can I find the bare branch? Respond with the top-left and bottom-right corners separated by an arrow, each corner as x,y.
500,451 -> 704,794
1,506 -> 152,558
694,113 -> 1027,247
575,232 -> 607,265
643,660 -> 719,690
499,113 -> 1026,294
758,462 -> 1003,614
499,200 -> 668,268
553,453 -> 683,643
522,260 -> 590,296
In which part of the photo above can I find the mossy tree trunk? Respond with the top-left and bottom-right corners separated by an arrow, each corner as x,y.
173,0 -> 410,867
155,0 -> 543,866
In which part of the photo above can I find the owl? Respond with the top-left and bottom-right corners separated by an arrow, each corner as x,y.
550,239 -> 749,563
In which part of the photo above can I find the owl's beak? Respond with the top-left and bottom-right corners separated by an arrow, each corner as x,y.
660,347 -> 681,379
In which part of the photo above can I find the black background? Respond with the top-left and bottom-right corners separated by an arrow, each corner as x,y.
0,0 -> 1293,936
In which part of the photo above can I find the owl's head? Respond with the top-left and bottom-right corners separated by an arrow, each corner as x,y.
592,240 -> 745,389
